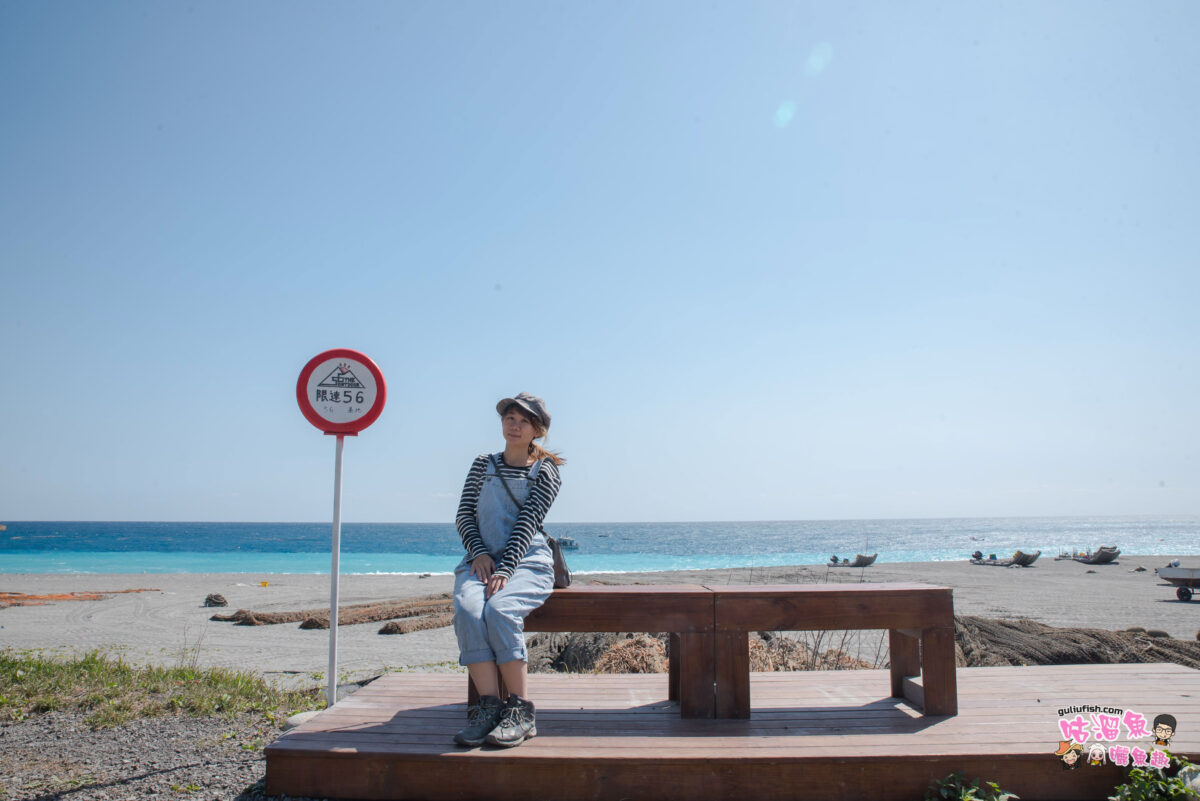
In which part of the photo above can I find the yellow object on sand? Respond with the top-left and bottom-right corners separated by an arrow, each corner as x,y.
260,581 -> 269,587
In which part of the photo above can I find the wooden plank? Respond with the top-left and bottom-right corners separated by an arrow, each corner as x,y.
677,631 -> 715,719
713,631 -> 750,719
266,750 -> 1132,801
920,625 -> 958,715
710,584 -> 953,631
668,633 -> 680,701
524,584 -> 714,633
889,628 -> 920,697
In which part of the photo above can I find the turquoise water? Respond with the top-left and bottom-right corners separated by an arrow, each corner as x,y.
2,517 -> 1196,574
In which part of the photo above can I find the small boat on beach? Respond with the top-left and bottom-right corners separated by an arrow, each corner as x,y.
1013,549 -> 1041,567
1155,566 -> 1200,602
829,553 -> 877,568
1054,546 -> 1120,565
969,549 -> 1040,567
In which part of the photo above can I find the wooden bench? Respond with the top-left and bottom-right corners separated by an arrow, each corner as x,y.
711,582 -> 957,717
467,584 -> 717,718
466,582 -> 958,720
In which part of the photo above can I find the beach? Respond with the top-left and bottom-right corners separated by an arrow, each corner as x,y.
2,555 -> 1196,687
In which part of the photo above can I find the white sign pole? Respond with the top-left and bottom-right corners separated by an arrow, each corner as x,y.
296,348 -> 386,709
327,433 -> 345,707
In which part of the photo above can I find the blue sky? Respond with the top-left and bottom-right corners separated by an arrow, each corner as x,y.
2,1 -> 1196,523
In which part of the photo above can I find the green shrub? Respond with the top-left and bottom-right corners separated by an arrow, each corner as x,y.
926,771 -> 1018,801
1109,752 -> 1200,801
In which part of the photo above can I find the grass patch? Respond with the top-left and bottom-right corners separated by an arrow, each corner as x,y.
0,649 -> 323,729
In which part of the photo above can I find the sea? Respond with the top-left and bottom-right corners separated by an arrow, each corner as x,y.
1,516 -> 1196,575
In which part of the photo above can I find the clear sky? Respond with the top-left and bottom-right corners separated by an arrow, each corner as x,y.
2,1 -> 1196,524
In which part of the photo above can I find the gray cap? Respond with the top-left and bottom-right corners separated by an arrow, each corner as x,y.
496,392 -> 551,430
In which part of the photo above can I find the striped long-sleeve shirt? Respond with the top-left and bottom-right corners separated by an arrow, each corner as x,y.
454,454 -> 562,580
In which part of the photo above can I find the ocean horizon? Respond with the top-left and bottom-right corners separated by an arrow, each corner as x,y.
2,516 -> 1197,575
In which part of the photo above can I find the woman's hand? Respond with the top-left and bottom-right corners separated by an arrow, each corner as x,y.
486,573 -> 507,599
471,554 -> 495,583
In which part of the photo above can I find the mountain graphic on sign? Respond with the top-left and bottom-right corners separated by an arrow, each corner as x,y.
317,364 -> 366,389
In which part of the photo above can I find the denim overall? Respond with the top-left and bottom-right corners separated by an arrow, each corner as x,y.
453,454 -> 555,666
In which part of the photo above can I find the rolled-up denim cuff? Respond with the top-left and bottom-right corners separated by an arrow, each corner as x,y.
494,646 -> 526,666
459,648 -> 496,667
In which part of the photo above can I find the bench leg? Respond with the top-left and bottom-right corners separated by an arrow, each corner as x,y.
668,634 -> 680,702
714,631 -> 749,719
677,632 -> 715,719
920,625 -> 958,716
888,629 -> 920,698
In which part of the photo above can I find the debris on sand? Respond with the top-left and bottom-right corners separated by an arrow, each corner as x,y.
209,593 -> 453,629
0,589 -> 159,609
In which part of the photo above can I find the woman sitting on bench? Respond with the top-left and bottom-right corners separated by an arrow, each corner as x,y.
451,392 -> 565,748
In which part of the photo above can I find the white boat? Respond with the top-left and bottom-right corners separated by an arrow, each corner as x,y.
1155,566 -> 1200,602
556,536 -> 578,550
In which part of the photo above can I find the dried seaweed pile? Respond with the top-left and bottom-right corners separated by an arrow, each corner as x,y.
954,615 -> 1200,669
209,593 -> 453,634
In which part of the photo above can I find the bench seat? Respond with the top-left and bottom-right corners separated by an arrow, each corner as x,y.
466,582 -> 958,719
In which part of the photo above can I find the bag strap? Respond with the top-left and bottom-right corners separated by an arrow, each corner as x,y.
488,454 -> 548,535
488,454 -> 524,508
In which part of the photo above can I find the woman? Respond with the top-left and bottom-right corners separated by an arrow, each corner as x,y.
451,392 -> 564,748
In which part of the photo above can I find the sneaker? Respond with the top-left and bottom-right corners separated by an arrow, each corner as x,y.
454,695 -> 504,747
485,695 -> 537,747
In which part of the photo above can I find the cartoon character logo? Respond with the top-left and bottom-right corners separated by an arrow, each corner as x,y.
1087,743 -> 1107,766
1055,740 -> 1083,769
1153,714 -> 1177,747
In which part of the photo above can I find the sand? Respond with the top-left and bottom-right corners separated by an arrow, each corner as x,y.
1,555 -> 1196,687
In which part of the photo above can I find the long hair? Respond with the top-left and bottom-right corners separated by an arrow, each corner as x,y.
501,403 -> 566,466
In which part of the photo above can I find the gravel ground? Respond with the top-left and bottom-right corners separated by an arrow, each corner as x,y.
0,712 -> 328,801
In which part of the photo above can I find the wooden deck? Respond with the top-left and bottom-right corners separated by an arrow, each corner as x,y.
266,663 -> 1200,801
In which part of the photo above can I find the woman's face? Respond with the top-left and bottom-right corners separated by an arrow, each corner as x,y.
501,407 -> 537,451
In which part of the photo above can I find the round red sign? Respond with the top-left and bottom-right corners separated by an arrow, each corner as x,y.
296,349 -> 387,435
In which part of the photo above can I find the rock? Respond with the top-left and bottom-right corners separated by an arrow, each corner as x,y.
203,593 -> 228,607
283,710 -> 322,730
1146,629 -> 1170,638
1131,566 -> 1147,572
1179,764 -> 1200,794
